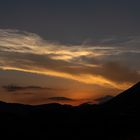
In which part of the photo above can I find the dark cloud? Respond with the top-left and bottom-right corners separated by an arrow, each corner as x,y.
0,0 -> 140,44
48,97 -> 74,101
2,85 -> 54,92
103,52 -> 140,70
98,62 -> 140,83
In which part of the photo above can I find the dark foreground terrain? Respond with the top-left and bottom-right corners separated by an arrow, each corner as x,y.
0,82 -> 140,140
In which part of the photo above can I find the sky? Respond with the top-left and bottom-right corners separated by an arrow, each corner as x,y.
0,0 -> 140,105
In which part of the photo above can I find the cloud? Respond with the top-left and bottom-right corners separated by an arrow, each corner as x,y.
48,97 -> 74,101
0,29 -> 99,61
0,29 -> 140,90
2,85 -> 53,92
96,62 -> 140,83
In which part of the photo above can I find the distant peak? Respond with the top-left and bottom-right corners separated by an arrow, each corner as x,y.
104,81 -> 140,107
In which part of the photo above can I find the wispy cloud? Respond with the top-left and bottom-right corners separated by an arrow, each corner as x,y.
0,29 -> 140,90
2,85 -> 53,92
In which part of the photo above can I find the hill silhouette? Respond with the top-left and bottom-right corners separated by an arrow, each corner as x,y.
0,82 -> 140,139
106,82 -> 140,105
103,82 -> 140,114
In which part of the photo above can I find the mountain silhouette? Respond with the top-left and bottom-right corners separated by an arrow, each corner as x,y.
103,82 -> 140,114
0,82 -> 140,140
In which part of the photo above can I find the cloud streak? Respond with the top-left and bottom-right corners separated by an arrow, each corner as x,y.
48,97 -> 74,101
0,29 -> 140,90
2,85 -> 53,92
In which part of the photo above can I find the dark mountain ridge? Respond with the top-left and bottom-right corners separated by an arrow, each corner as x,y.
0,81 -> 140,139
106,82 -> 140,105
103,82 -> 140,115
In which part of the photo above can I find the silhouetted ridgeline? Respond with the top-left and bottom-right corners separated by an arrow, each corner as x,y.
0,82 -> 140,140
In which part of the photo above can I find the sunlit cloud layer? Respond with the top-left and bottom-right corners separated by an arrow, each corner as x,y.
0,29 -> 140,90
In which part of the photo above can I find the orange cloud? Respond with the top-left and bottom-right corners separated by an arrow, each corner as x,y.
0,29 -> 139,92
2,66 -> 132,90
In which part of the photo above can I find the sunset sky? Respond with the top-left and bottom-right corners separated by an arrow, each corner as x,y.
0,0 -> 140,105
